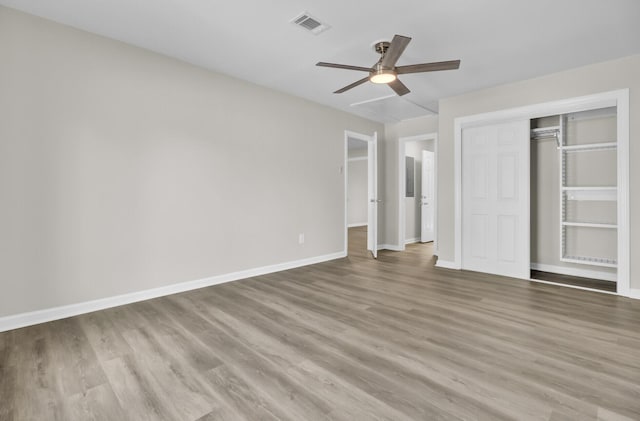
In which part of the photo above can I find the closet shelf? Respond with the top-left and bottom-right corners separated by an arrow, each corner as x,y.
557,108 -> 620,271
562,186 -> 617,191
567,107 -> 617,121
562,142 -> 617,152
562,256 -> 617,268
562,222 -> 617,229
564,188 -> 617,201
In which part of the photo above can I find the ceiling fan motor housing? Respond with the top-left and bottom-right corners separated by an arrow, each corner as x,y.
370,62 -> 397,84
373,41 -> 391,55
370,42 -> 396,83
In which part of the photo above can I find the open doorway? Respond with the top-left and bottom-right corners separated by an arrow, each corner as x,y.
346,137 -> 368,258
344,131 -> 378,259
398,133 -> 438,253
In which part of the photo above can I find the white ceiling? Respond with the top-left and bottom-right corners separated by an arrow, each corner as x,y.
2,0 -> 639,123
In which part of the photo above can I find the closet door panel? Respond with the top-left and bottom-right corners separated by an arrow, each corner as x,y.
498,153 -> 518,200
497,214 -> 517,263
471,155 -> 489,199
462,120 -> 529,279
470,214 -> 489,259
462,125 -> 495,274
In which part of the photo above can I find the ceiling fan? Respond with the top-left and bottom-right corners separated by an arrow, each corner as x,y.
316,35 -> 460,96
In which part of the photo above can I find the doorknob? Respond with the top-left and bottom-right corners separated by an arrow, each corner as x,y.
370,199 -> 382,203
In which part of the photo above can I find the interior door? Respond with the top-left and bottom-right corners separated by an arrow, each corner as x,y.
421,150 -> 435,243
462,120 -> 529,279
367,132 -> 378,258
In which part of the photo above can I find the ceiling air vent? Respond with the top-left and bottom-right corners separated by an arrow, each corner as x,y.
291,12 -> 331,35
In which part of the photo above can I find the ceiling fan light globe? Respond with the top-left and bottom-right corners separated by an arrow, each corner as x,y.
370,69 -> 397,84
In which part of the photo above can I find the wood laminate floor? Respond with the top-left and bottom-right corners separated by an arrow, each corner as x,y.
1,227 -> 639,420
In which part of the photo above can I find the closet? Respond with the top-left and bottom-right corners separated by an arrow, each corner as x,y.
530,107 -> 618,291
458,89 -> 628,295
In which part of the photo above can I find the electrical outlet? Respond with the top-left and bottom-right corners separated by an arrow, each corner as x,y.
298,233 -> 305,244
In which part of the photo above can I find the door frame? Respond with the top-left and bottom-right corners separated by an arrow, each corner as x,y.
344,130 -> 378,256
398,133 -> 438,253
453,89 -> 630,296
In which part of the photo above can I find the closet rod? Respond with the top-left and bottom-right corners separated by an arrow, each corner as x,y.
530,129 -> 560,148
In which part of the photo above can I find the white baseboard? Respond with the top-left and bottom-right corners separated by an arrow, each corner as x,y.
0,251 -> 345,333
531,262 -> 616,282
378,244 -> 403,252
348,222 -> 367,228
435,259 -> 460,269
404,237 -> 419,245
625,289 -> 640,299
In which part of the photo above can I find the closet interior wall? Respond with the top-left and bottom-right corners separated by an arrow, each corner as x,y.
530,107 -> 618,282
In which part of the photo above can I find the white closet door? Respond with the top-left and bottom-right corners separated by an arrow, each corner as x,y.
462,120 -> 530,279
367,132 -> 378,259
421,150 -> 435,243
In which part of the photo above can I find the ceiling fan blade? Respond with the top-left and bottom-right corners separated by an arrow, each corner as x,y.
396,60 -> 461,74
388,79 -> 410,96
334,77 -> 370,94
316,62 -> 372,72
381,35 -> 411,68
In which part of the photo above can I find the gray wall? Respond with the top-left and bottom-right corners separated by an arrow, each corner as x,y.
347,158 -> 368,226
0,6 -> 383,317
437,54 -> 640,289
